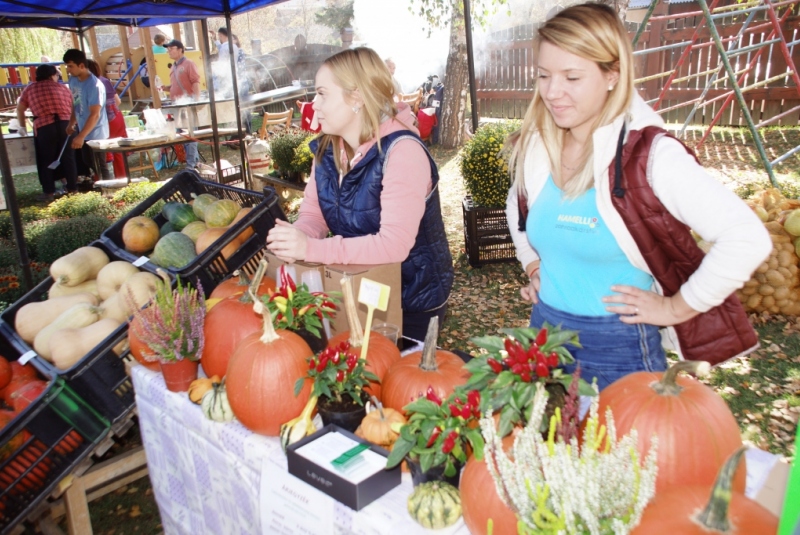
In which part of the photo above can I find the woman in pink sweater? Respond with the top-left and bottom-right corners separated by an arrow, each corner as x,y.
266,47 -> 453,341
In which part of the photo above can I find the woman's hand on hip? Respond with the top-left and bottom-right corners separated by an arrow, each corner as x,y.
266,220 -> 308,263
520,272 -> 541,304
603,285 -> 700,326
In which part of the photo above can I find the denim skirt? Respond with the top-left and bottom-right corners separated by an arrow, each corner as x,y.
530,300 -> 667,391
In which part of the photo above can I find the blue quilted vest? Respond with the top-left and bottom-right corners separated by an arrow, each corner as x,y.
310,131 -> 453,313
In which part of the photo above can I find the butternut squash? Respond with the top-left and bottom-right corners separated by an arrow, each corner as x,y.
96,261 -> 141,300
33,303 -> 102,360
50,246 -> 109,287
119,272 -> 160,312
48,279 -> 100,299
15,292 -> 99,343
49,318 -> 122,370
99,293 -> 131,323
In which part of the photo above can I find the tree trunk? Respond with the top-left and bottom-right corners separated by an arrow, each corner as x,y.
440,8 -> 468,149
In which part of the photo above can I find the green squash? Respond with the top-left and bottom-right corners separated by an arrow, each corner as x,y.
407,481 -> 462,530
192,193 -> 218,221
150,232 -> 197,269
159,221 -> 176,237
168,204 -> 199,231
201,381 -> 234,422
204,199 -> 241,228
181,221 -> 207,243
161,201 -> 184,221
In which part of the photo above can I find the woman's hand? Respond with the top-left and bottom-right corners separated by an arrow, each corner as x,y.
266,220 -> 309,263
603,285 -> 700,326
520,263 -> 541,304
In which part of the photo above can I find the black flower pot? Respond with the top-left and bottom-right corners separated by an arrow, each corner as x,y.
317,394 -> 367,433
293,327 -> 328,354
407,457 -> 462,488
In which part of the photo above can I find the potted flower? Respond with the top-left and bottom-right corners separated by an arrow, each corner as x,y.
261,267 -> 338,353
465,324 -> 596,437
128,271 -> 205,392
385,387 -> 485,488
294,342 -> 379,432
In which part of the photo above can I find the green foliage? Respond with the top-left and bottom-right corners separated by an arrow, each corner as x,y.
0,206 -> 49,240
112,181 -> 164,205
460,120 -> 519,207
46,192 -> 116,219
290,137 -> 314,175
28,214 -> 112,264
270,131 -> 314,180
0,28 -> 63,63
315,0 -> 355,31
409,0 -> 508,33
733,179 -> 800,200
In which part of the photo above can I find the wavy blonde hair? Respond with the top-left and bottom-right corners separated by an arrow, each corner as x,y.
508,3 -> 634,198
314,47 -> 400,175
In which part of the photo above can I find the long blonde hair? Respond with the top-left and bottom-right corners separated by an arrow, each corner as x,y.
314,47 -> 399,175
508,3 -> 634,198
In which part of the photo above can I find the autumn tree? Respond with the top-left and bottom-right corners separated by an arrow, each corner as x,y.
0,28 -> 64,63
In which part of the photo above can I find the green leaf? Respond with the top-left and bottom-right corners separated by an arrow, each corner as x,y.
463,370 -> 492,392
465,428 -> 485,460
444,460 -> 456,477
420,451 -> 434,473
386,437 -> 413,468
499,405 -> 520,437
293,377 -> 305,397
501,327 -> 534,345
492,370 -> 516,389
403,398 -> 441,416
463,358 -> 488,373
491,388 -> 512,411
469,335 -> 505,352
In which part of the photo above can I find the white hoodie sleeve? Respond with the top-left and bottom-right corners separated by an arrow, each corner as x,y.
506,186 -> 540,268
650,136 -> 771,312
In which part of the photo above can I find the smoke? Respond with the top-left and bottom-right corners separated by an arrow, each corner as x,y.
353,0 -> 449,94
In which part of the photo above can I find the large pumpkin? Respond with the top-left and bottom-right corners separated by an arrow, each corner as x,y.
592,361 -> 745,493
128,314 -> 161,372
326,276 -> 400,399
208,269 -> 276,301
381,317 -> 469,415
225,301 -> 313,435
632,447 -> 778,535
202,261 -> 269,379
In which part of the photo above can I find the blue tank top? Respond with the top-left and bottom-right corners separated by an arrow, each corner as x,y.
527,175 -> 654,316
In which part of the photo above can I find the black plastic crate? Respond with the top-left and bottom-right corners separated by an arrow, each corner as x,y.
462,196 -> 516,267
0,329 -> 109,534
0,241 -> 145,429
100,169 -> 287,295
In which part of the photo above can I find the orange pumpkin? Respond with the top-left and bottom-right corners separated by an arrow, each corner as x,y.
195,227 -> 240,259
381,317 -> 469,415
208,269 -> 276,301
225,301 -> 313,436
326,276 -> 400,399
230,207 -> 254,242
591,361 -> 745,494
632,447 -> 778,535
0,356 -> 11,392
128,314 -> 161,372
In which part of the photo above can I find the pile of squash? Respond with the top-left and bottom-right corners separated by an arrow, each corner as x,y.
739,188 -> 800,315
13,246 -> 159,370
121,193 -> 254,270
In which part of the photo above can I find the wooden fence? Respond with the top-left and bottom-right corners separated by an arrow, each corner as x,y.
476,3 -> 800,126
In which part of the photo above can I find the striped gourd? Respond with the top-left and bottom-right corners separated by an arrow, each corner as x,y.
406,481 -> 462,529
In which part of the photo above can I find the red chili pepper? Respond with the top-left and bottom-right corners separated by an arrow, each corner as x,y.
535,361 -> 549,378
547,352 -> 559,368
503,357 -> 515,368
459,405 -> 471,419
336,370 -> 345,382
487,359 -> 503,374
504,338 -> 515,355
308,358 -> 316,370
338,341 -> 350,352
332,352 -> 341,365
520,371 -> 532,382
511,363 -> 524,375
535,328 -> 548,347
467,390 -> 480,408
441,431 -> 459,454
292,307 -> 298,316
425,387 -> 442,405
426,427 -> 441,448
449,404 -> 461,418
315,309 -> 323,320
347,361 -> 356,373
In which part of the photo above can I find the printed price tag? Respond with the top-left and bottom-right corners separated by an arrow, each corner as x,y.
133,256 -> 149,267
357,278 -> 389,312
19,350 -> 37,365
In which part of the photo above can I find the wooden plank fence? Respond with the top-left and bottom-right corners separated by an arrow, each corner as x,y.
476,2 -> 800,126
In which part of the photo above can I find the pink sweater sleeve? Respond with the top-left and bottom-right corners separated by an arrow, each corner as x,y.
299,139 -> 432,265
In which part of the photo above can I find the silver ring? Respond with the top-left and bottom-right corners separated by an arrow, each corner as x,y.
635,307 -> 640,314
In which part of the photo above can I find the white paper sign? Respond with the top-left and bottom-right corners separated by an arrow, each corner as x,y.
261,457 -> 336,535
133,256 -> 149,267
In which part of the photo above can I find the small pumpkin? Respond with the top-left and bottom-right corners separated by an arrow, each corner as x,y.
191,193 -> 218,220
355,398 -> 406,448
204,199 -> 240,228
121,216 -> 160,254
631,447 -> 778,535
407,481 -> 462,530
188,375 -> 220,404
201,380 -> 234,422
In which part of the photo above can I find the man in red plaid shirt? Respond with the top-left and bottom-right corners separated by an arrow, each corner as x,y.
17,64 -> 77,201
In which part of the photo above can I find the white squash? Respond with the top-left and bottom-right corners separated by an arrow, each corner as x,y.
99,293 -> 131,323
118,271 -> 160,311
201,382 -> 234,422
33,303 -> 102,360
49,246 -> 109,287
49,318 -> 122,370
96,261 -> 141,300
15,292 -> 99,343
48,279 -> 100,299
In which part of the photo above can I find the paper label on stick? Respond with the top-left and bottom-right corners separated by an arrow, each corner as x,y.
358,278 -> 389,311
19,350 -> 36,365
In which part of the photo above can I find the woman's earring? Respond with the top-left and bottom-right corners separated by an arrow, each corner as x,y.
608,85 -> 614,91
352,105 -> 361,114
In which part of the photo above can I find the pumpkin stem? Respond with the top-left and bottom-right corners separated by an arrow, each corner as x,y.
370,395 -> 385,420
239,259 -> 268,303
694,446 -> 747,532
251,293 -> 280,344
419,317 -> 440,372
340,276 -> 364,347
651,360 -> 710,396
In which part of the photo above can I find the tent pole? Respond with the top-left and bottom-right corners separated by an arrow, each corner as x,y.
0,130 -> 33,290
142,27 -> 161,109
78,29 -> 86,53
463,0 -> 479,135
200,18 -> 223,177
224,12 -> 249,188
117,25 -> 135,106
71,31 -> 80,50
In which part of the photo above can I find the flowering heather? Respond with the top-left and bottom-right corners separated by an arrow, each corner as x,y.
128,271 -> 205,364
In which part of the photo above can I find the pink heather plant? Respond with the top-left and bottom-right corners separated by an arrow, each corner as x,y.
128,270 -> 205,364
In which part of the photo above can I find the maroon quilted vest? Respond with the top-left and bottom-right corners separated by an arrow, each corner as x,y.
609,126 -> 758,365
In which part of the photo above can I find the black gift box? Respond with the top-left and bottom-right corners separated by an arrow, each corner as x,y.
286,424 -> 401,511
